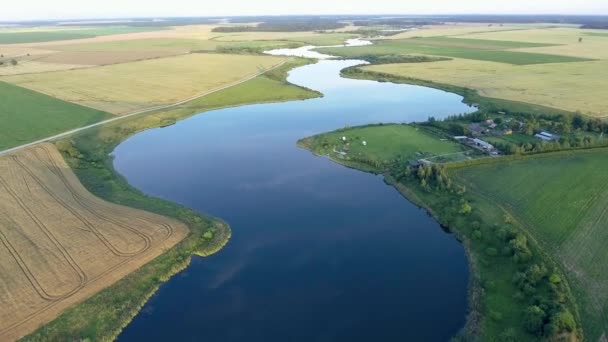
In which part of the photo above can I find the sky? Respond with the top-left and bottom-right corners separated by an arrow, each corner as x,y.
2,0 -> 608,21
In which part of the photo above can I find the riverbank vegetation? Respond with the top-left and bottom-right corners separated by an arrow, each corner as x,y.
300,124 -> 581,341
20,58 -> 320,341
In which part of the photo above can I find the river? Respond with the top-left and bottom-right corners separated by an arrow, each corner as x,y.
114,45 -> 475,341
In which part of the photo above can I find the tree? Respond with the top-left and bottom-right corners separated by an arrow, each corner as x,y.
459,202 -> 472,215
579,37 -> 583,43
10,59 -> 18,66
552,309 -> 576,333
524,306 -> 547,334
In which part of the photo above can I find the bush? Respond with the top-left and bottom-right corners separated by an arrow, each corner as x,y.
485,247 -> 498,256
552,309 -> 576,333
524,305 -> 547,335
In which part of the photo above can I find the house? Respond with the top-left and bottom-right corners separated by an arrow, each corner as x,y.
362,141 -> 367,146
469,123 -> 485,136
489,123 -> 498,129
540,131 -> 554,139
535,131 -> 558,141
503,129 -> 513,135
472,138 -> 494,150
535,134 -> 552,141
453,136 -> 468,141
485,119 -> 495,126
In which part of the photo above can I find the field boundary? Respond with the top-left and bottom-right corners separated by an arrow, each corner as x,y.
0,58 -> 290,157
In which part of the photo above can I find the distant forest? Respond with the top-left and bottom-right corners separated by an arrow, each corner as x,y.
212,18 -> 347,32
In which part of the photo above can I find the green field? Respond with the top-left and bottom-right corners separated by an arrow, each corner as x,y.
300,124 -> 466,166
0,26 -> 166,44
0,81 -> 110,150
403,36 -> 557,49
454,150 -> 608,340
318,39 -> 591,65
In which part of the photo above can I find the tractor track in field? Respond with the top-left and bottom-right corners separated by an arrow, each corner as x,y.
12,154 -> 152,257
34,145 -> 174,240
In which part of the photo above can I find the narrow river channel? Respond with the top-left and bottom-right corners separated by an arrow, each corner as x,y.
115,43 -> 475,341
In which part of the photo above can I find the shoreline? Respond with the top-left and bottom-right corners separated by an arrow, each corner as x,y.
296,138 -> 482,339
298,126 -> 582,340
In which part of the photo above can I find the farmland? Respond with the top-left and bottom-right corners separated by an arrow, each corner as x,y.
363,58 -> 608,115
325,26 -> 608,116
454,150 -> 608,340
0,15 -> 606,342
0,26 -> 166,44
0,144 -> 188,341
1,53 -> 288,114
0,81 -> 110,150
318,38 -> 591,65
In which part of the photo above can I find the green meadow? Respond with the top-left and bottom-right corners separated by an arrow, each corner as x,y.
0,81 -> 110,150
300,124 -> 466,165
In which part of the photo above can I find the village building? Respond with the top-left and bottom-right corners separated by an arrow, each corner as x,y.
535,131 -> 558,141
472,138 -> 494,150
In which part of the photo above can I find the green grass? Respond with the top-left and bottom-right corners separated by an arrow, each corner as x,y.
300,124 -> 466,165
318,40 -> 592,65
0,81 -> 111,150
21,58 -> 319,341
0,26 -> 165,44
454,150 -> 608,340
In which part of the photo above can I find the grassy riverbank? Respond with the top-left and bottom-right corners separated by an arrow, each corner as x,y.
299,124 -> 581,341
21,58 -> 320,341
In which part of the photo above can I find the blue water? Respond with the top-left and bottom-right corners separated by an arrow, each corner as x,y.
114,59 -> 475,341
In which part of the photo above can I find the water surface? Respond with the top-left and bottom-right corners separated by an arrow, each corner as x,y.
115,59 -> 475,341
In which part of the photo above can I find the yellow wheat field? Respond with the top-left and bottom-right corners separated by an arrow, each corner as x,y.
1,53 -> 286,114
0,143 -> 188,341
